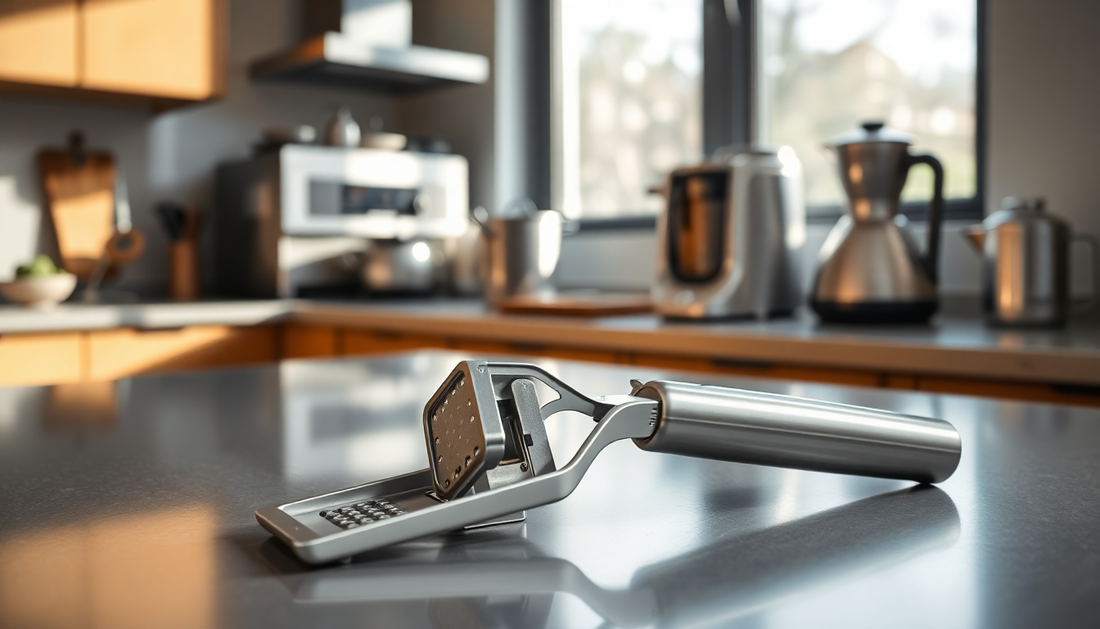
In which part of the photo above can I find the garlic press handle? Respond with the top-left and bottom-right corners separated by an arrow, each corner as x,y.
630,381 -> 961,484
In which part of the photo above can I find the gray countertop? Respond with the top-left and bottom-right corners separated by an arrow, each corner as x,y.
2,297 -> 1100,385
0,350 -> 1097,627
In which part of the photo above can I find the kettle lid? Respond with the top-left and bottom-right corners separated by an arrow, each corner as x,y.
828,121 -> 912,148
984,196 -> 1069,230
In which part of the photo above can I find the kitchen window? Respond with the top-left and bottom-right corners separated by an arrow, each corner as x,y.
540,0 -> 984,224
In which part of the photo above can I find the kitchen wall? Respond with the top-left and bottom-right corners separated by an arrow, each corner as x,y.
987,0 -> 1100,297
0,0 -> 494,292
405,0 -> 496,217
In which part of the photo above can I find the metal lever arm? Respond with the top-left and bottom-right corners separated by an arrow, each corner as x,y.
630,381 -> 961,484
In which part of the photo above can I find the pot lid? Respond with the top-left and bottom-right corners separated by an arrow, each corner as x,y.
828,121 -> 912,147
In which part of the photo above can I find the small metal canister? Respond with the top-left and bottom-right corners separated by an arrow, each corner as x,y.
966,197 -> 1098,326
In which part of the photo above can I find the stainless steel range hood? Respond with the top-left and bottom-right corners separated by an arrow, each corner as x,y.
251,0 -> 489,93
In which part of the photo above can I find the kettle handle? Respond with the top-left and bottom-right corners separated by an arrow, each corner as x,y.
908,152 -> 944,284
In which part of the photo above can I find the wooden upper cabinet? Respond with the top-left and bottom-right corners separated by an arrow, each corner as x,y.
0,0 -> 79,86
82,0 -> 221,100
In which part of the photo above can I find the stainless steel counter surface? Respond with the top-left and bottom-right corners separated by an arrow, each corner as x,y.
0,299 -> 290,333
1,350 -> 1097,628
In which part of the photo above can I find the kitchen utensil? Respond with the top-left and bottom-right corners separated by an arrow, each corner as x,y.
360,239 -> 442,293
475,201 -> 563,305
965,197 -> 1099,326
0,273 -> 77,309
158,203 -> 203,301
811,121 -> 945,323
256,359 -> 962,563
38,132 -> 117,281
264,125 -> 317,146
324,106 -> 361,147
405,136 -> 452,154
156,202 -> 186,240
652,146 -> 805,320
360,131 -> 407,151
80,167 -> 146,303
255,125 -> 318,154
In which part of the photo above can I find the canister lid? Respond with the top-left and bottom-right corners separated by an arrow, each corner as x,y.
827,121 -> 912,148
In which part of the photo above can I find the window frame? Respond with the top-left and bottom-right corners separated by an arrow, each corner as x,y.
512,0 -> 986,231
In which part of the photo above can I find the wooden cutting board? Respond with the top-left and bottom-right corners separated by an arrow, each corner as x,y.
496,293 -> 652,317
38,137 -> 117,281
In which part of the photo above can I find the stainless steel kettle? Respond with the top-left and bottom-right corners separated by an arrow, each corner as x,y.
811,122 -> 944,323
652,147 -> 805,320
965,197 -> 1098,327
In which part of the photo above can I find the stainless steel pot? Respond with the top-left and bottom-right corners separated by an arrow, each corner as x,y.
965,197 -> 1099,326
474,203 -> 563,305
360,239 -> 442,293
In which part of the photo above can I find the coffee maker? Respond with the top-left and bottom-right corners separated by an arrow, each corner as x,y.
810,122 -> 944,323
652,147 -> 805,320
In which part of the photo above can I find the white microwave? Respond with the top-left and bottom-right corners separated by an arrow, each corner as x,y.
215,145 -> 469,297
277,145 -> 468,239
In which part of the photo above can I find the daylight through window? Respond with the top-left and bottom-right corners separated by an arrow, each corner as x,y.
554,0 -> 704,219
759,0 -> 977,209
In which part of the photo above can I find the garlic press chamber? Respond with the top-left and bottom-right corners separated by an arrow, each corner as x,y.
256,360 -> 962,564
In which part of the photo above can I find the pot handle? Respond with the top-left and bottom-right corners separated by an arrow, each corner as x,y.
908,152 -> 944,285
471,206 -> 494,237
1072,233 -> 1100,313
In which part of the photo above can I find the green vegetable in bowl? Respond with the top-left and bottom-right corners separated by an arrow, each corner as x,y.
15,255 -> 63,278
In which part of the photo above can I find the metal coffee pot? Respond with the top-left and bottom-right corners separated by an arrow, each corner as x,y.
965,197 -> 1098,327
811,122 -> 944,323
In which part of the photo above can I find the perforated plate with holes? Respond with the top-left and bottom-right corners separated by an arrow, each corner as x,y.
424,366 -> 494,500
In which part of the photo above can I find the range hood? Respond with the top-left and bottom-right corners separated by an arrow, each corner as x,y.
251,0 -> 489,93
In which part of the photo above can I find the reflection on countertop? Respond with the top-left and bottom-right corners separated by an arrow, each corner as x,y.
259,486 -> 959,629
1,350 -> 1099,627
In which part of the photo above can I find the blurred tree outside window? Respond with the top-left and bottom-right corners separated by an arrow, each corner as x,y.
552,0 -> 977,219
554,0 -> 704,219
761,0 -> 977,211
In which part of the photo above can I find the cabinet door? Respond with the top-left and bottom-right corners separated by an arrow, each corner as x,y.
280,324 -> 340,359
342,330 -> 449,356
0,332 -> 83,387
0,0 -> 78,86
88,326 -> 276,381
81,0 -> 220,99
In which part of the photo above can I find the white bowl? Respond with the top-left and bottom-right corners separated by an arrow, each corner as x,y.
0,274 -> 78,309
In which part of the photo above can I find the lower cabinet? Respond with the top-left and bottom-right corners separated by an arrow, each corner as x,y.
280,324 -> 339,359
343,329 -> 449,356
1,323 -> 1097,407
0,331 -> 83,386
0,326 -> 275,386
87,326 -> 276,381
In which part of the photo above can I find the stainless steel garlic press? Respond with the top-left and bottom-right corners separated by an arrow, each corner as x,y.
256,360 -> 962,564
